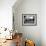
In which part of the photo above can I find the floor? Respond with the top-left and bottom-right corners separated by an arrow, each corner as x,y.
0,39 -> 16,46
0,33 -> 23,46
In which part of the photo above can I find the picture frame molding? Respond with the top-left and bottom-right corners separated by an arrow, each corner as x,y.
22,14 -> 37,26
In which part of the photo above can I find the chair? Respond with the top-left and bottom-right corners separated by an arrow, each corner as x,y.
25,40 -> 35,46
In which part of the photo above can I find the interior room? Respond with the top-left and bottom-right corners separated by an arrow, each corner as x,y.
0,0 -> 46,46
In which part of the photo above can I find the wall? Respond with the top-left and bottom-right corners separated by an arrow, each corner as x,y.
13,0 -> 41,46
0,0 -> 16,30
41,0 -> 46,46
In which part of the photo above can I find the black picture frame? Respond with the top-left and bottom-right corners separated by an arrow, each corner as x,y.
22,14 -> 37,26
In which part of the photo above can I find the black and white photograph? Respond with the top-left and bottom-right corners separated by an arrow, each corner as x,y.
22,14 -> 37,26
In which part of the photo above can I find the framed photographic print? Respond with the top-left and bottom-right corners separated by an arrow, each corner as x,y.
22,14 -> 37,26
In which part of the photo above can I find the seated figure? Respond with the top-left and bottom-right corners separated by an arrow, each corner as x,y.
15,33 -> 23,46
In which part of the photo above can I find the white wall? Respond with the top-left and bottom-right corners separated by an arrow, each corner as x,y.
0,0 -> 16,30
41,0 -> 46,46
13,0 -> 41,46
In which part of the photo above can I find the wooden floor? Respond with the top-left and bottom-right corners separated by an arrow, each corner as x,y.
0,39 -> 16,46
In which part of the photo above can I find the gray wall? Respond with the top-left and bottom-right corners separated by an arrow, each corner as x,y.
13,0 -> 41,46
